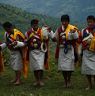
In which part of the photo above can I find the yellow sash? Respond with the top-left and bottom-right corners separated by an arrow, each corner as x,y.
10,29 -> 25,40
89,36 -> 95,51
29,28 -> 43,41
10,29 -> 28,78
65,24 -> 77,40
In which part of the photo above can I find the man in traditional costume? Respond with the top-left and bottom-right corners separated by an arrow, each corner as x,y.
52,15 -> 79,88
81,15 -> 95,90
25,19 -> 50,86
0,22 -> 25,85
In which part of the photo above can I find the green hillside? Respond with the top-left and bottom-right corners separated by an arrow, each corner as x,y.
0,0 -> 95,23
0,3 -> 59,41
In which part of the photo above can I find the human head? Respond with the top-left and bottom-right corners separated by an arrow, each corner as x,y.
61,14 -> 70,28
2,22 -> 14,33
87,15 -> 95,28
31,19 -> 39,31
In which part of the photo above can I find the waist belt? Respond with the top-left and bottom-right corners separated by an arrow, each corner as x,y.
59,44 -> 72,49
59,44 -> 72,54
9,48 -> 20,51
29,46 -> 41,50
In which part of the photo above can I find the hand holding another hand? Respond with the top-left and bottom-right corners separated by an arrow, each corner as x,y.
10,41 -> 17,47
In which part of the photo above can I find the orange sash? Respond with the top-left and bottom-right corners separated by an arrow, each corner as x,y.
44,40 -> 50,70
89,35 -> 95,51
22,47 -> 29,78
0,51 -> 4,73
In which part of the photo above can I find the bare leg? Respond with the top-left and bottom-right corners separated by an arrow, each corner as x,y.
10,71 -> 17,83
85,75 -> 92,90
62,71 -> 68,88
67,71 -> 72,87
14,71 -> 21,85
38,70 -> 44,86
93,75 -> 95,85
34,70 -> 44,86
33,71 -> 39,86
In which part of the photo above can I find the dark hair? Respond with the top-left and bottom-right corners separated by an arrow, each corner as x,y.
31,19 -> 39,26
61,14 -> 70,22
2,22 -> 13,29
87,15 -> 95,21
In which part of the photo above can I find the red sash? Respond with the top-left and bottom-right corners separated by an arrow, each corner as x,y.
27,28 -> 42,50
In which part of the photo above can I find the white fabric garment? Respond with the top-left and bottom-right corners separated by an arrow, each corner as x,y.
68,31 -> 79,40
81,50 -> 95,75
29,50 -> 45,71
53,26 -> 75,71
0,43 -> 6,49
42,26 -> 54,39
81,28 -> 95,75
42,26 -> 49,39
10,50 -> 23,71
14,41 -> 25,48
58,47 -> 75,71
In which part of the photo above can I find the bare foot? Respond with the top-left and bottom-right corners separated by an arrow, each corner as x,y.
33,82 -> 38,86
85,86 -> 91,91
64,84 -> 67,88
13,80 -> 21,85
10,79 -> 16,83
39,81 -> 44,86
67,82 -> 72,88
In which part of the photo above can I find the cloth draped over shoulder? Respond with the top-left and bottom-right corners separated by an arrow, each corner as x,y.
25,28 -> 43,49
65,24 -> 78,40
55,24 -> 78,59
11,29 -> 25,40
5,29 -> 28,78
82,27 -> 95,51
5,29 -> 25,47
89,36 -> 95,51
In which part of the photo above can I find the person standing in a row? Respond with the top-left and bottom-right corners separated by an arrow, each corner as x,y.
52,14 -> 79,88
25,19 -> 50,86
81,15 -> 95,90
0,22 -> 25,85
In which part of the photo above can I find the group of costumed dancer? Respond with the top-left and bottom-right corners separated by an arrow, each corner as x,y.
0,14 -> 95,90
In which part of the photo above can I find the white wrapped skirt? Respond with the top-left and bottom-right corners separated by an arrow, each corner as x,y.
29,50 -> 45,71
58,46 -> 75,71
82,50 -> 95,75
10,50 -> 23,71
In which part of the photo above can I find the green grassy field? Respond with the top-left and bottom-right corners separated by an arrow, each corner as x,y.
0,47 -> 95,96
0,64 -> 95,96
